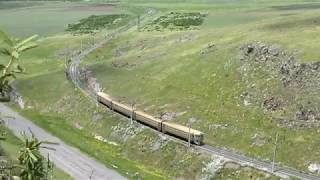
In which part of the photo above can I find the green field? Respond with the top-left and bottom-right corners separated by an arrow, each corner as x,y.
82,0 -> 320,172
0,1 -> 135,37
1,0 -> 320,179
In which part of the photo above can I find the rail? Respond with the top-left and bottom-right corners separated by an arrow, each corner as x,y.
65,7 -> 320,180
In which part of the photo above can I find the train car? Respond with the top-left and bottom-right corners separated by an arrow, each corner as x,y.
97,92 -> 133,117
134,110 -> 162,131
98,91 -> 204,145
112,101 -> 133,117
97,92 -> 112,107
162,121 -> 204,145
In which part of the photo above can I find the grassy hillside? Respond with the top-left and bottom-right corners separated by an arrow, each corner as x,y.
1,2 -> 216,179
2,0 -> 320,179
82,0 -> 320,172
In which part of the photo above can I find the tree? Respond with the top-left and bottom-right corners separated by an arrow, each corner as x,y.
0,31 -> 38,102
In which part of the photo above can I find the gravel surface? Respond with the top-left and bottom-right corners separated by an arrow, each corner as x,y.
0,103 -> 126,180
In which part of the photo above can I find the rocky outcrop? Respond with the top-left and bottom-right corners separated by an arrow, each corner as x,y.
239,42 -> 320,128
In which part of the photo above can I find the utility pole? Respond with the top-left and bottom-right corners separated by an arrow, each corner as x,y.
188,124 -> 191,147
91,33 -> 96,46
80,39 -> 83,52
111,101 -> 114,115
272,132 -> 279,173
137,15 -> 141,31
89,167 -> 94,180
131,103 -> 135,125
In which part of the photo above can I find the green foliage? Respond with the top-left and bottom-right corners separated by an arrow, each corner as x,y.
0,125 -> 71,180
0,30 -> 38,102
143,12 -> 207,31
0,30 -> 55,180
81,2 -> 320,172
15,110 -> 166,179
0,128 -> 55,180
215,166 -> 279,180
66,14 -> 131,34
5,0 -> 320,178
18,133 -> 54,180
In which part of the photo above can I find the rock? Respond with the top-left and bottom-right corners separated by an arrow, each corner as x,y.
224,162 -> 240,169
94,134 -> 119,146
92,113 -> 103,123
159,111 -> 186,121
310,62 -> 320,70
251,134 -> 266,147
308,163 -> 320,173
111,61 -> 129,68
295,106 -> 319,121
9,87 -> 25,109
160,112 -> 176,121
74,123 -> 84,130
243,166 -> 252,172
151,141 -> 161,151
150,135 -> 168,151
176,111 -> 187,117
111,123 -> 144,142
239,42 -> 320,128
263,97 -> 282,111
201,155 -> 228,176
94,135 -> 105,142
189,117 -> 198,124
208,124 -> 228,130
159,104 -> 171,109
200,42 -> 216,55
244,99 -> 251,106
246,45 -> 254,54
159,134 -> 168,141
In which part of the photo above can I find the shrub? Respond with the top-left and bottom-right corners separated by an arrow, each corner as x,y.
66,14 -> 131,34
143,12 -> 207,31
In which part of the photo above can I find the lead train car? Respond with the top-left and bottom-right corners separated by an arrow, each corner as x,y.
97,92 -> 204,145
162,121 -> 203,145
134,110 -> 162,131
97,92 -> 133,116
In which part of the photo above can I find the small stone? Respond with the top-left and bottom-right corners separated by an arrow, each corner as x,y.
308,163 -> 320,173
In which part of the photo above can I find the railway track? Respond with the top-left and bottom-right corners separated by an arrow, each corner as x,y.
66,8 -> 320,180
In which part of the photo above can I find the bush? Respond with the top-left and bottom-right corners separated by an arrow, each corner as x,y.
143,12 -> 207,31
66,14 -> 131,34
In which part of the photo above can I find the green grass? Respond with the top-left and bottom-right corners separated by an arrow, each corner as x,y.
215,166 -> 279,180
10,70 -> 211,179
0,126 -> 22,160
4,12 -> 210,178
0,1 -> 42,9
0,2 -> 125,37
142,12 -> 206,31
0,126 -> 72,179
11,109 -> 166,179
66,14 -> 132,34
3,0 -> 320,178
81,0 -> 320,173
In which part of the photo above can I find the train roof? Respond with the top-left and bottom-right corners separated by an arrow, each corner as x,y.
98,92 -> 203,135
113,100 -> 133,111
97,92 -> 112,101
98,92 -> 133,110
163,121 -> 203,135
135,110 -> 163,123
